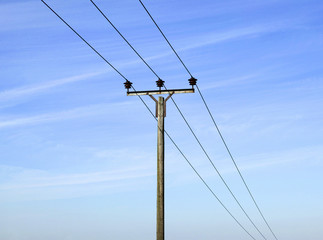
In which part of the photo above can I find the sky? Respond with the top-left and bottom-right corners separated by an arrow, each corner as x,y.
0,0 -> 323,239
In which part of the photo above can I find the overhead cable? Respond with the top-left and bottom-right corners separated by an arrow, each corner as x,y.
89,1 -> 269,239
41,1 -> 258,239
138,1 -> 279,240
90,0 -> 160,79
138,0 -> 193,78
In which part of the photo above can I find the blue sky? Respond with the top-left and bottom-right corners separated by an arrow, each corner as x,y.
0,0 -> 323,239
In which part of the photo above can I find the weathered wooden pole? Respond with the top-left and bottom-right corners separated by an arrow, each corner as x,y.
157,96 -> 165,240
125,79 -> 196,240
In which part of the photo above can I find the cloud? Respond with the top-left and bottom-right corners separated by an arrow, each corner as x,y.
1,144 -> 321,201
145,23 -> 286,62
0,101 -> 132,129
0,163 -> 156,201
210,145 -> 323,175
0,71 -> 107,102
0,165 -> 154,190
165,144 -> 323,190
0,1 -> 51,32
199,74 -> 257,91
182,25 -> 277,50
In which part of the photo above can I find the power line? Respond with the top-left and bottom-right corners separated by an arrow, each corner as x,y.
138,1 -> 279,240
40,0 -> 128,82
136,99 -> 258,240
89,1 -> 269,239
162,84 -> 268,240
135,92 -> 257,240
41,1 -> 258,239
138,0 -> 193,78
90,0 -> 160,79
196,84 -> 279,240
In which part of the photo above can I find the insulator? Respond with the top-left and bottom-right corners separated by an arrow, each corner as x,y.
188,77 -> 197,86
156,78 -> 165,88
124,80 -> 133,90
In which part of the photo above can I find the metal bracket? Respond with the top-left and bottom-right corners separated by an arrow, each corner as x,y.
130,88 -> 193,118
149,92 -> 173,118
165,91 -> 174,102
149,95 -> 158,117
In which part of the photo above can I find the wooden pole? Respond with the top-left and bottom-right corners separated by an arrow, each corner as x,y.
126,86 -> 194,240
157,96 -> 165,240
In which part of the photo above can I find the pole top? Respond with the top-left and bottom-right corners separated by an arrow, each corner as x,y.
127,88 -> 194,96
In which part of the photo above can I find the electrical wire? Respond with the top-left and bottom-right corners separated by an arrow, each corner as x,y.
90,0 -> 160,79
162,84 -> 268,240
135,93 -> 258,240
41,1 -> 258,239
138,1 -> 279,240
41,0 -> 128,82
89,1 -> 269,239
196,84 -> 279,240
138,0 -> 193,78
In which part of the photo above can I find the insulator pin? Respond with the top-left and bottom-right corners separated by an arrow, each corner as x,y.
124,80 -> 133,91
188,77 -> 197,87
156,78 -> 165,89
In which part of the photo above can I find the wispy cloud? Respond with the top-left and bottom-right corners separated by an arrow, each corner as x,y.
199,74 -> 257,90
0,163 -> 156,201
166,145 -> 323,188
0,165 -> 154,191
0,101 -> 132,129
145,23 -> 286,62
0,71 -> 107,102
181,25 -> 279,50
0,1 -> 52,32
210,145 -> 323,175
1,144 -> 321,201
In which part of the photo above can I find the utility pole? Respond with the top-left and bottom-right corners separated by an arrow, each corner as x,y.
156,96 -> 165,240
125,78 -> 196,240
